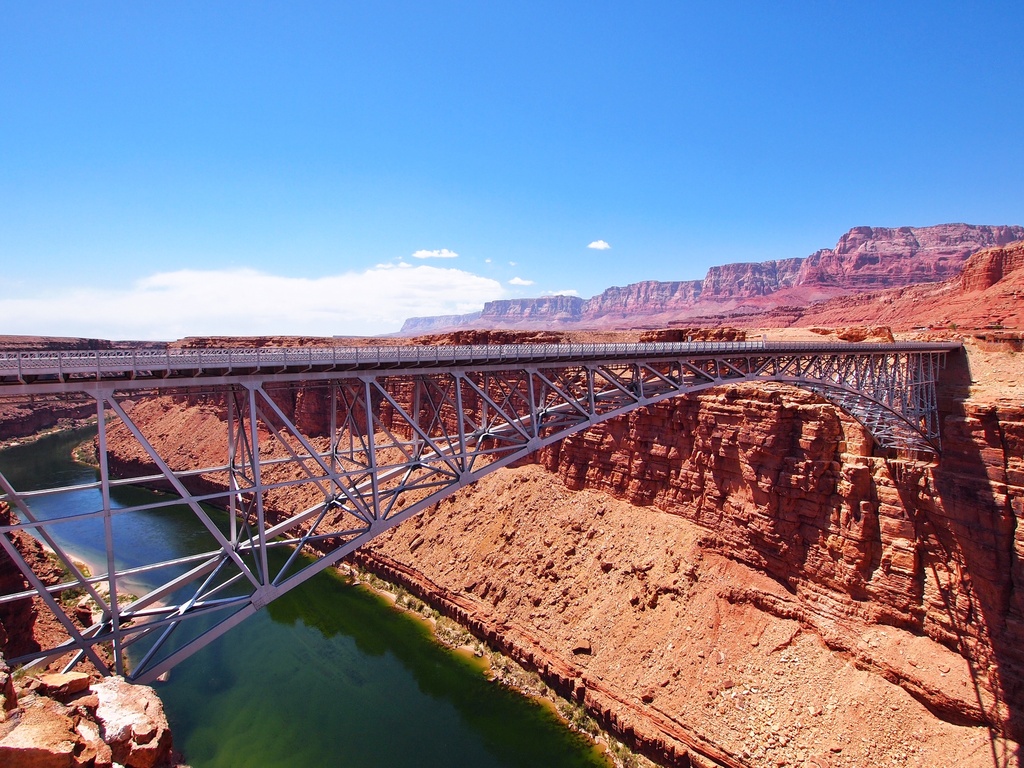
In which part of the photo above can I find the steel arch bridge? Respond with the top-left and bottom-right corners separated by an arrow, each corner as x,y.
0,339 -> 958,683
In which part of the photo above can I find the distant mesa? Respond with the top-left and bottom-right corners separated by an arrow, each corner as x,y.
399,223 -> 1024,334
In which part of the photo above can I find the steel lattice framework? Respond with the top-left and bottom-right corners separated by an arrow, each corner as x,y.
0,340 -> 958,682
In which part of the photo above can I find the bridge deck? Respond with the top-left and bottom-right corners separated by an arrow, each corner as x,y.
0,340 -> 962,393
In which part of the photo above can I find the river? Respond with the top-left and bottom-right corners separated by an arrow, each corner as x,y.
0,426 -> 613,768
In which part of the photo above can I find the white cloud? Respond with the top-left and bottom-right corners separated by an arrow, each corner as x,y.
484,258 -> 492,264
0,266 -> 505,340
508,277 -> 534,286
542,289 -> 580,297
411,248 -> 459,259
508,261 -> 517,266
587,240 -> 611,250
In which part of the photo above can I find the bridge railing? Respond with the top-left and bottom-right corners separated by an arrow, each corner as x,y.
0,339 -> 961,383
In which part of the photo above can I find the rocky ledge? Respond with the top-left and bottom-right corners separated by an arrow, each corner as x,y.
0,664 -> 177,768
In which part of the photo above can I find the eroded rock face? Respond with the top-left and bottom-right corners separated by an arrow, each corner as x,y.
797,224 -> 1024,290
479,295 -> 586,323
0,503 -> 65,660
700,258 -> 804,299
399,312 -> 484,334
581,280 -> 704,320
529,388 -> 1024,678
960,240 -> 1024,293
0,403 -> 97,444
0,668 -> 174,768
792,239 -> 1024,331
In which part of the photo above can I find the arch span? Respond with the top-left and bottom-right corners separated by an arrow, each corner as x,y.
0,341 -> 957,681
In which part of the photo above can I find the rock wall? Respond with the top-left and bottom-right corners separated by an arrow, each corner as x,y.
400,312 -> 484,335
581,280 -> 704,320
789,239 -> 1024,332
528,385 -> 1024,706
0,399 -> 96,443
960,241 -> 1024,293
480,295 -> 586,324
700,258 -> 803,300
0,502 -> 63,659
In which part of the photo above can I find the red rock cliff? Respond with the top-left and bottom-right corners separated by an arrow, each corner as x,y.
787,239 -> 1024,332
796,224 -> 1024,289
960,240 -> 1024,293
700,258 -> 804,299
479,295 -> 586,323
581,280 -> 703,321
398,223 -> 1023,333
530,382 -> 1024,711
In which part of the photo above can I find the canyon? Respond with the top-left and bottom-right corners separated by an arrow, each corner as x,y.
360,353 -> 1024,767
2,226 -> 1024,767
49,324 -> 1017,767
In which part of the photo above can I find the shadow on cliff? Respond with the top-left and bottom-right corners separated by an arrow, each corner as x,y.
891,346 -> 1021,768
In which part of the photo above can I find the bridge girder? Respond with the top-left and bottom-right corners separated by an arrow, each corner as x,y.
0,342 -> 954,682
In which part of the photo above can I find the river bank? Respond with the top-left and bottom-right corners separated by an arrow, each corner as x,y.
0,415 -> 98,453
339,560 -> 657,768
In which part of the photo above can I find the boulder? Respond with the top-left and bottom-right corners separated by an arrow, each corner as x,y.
36,673 -> 91,700
92,677 -> 173,768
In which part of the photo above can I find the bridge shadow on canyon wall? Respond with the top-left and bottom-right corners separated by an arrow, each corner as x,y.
891,347 -> 1022,768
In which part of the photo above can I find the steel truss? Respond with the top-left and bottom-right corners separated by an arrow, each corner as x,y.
0,341 -> 956,682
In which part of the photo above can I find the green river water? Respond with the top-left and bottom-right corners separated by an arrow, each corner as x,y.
0,426 -> 613,768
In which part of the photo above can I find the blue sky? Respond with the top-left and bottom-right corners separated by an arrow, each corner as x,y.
2,2 -> 1022,339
